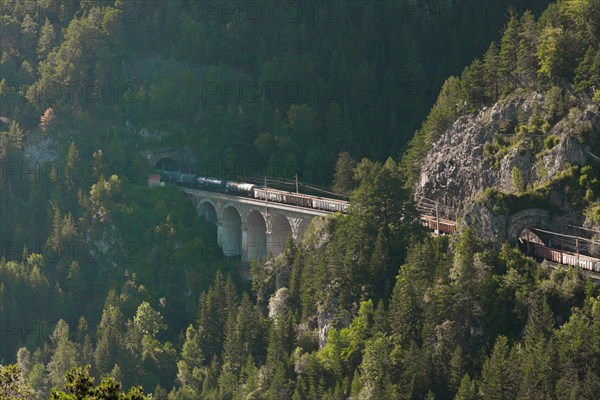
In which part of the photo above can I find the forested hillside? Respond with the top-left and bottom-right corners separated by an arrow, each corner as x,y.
3,1 -> 600,400
1,0 -> 549,175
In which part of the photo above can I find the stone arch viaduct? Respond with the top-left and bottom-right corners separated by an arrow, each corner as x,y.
184,188 -> 330,262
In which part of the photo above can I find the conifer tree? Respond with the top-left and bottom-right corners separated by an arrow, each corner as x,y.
480,336 -> 512,400
94,299 -> 126,376
483,42 -> 501,101
454,374 -> 477,400
499,11 -> 520,91
176,325 -> 204,395
389,264 -> 423,346
332,151 -> 356,196
37,19 -> 55,59
48,320 -> 78,390
516,11 -> 539,83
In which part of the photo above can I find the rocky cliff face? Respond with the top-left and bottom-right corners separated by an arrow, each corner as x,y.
23,133 -> 60,166
416,89 -> 599,213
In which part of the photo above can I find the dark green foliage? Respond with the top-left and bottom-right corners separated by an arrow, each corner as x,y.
0,0 -> 552,187
0,364 -> 34,399
1,1 -> 599,399
49,366 -> 150,399
332,151 -> 356,196
455,374 -> 478,400
480,336 -> 513,400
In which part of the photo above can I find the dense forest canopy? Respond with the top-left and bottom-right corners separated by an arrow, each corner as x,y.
2,1 -> 600,400
1,0 -> 550,181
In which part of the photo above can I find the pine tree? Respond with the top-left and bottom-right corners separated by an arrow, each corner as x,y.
369,229 -> 392,300
575,47 -> 600,92
268,363 -> 291,400
94,301 -> 126,376
371,300 -> 388,335
176,325 -> 204,394
461,59 -> 487,110
240,356 -> 259,399
580,368 -> 600,400
37,19 -> 55,59
48,320 -> 78,389
499,11 -> 520,92
389,264 -> 422,347
483,42 -> 501,101
197,272 -> 237,360
454,374 -> 478,400
65,142 -> 79,191
524,293 -> 554,341
449,346 -> 464,394
516,11 -> 539,84
517,295 -> 556,400
449,227 -> 482,345
76,317 -> 94,368
66,262 -> 85,312
480,336 -> 512,400
332,151 -> 356,195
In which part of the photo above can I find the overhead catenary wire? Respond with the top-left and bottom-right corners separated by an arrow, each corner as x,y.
236,175 -> 349,199
568,224 -> 600,236
530,227 -> 600,245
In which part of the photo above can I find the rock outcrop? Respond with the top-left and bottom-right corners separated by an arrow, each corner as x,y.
417,90 -> 599,210
416,88 -> 600,242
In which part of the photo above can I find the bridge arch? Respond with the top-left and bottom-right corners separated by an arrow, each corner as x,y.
271,215 -> 293,257
155,157 -> 178,171
246,210 -> 267,260
221,206 -> 242,256
198,201 -> 218,226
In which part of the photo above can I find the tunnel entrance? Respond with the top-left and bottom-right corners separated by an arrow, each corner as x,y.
155,157 -> 179,171
519,228 -> 545,245
518,227 -> 547,258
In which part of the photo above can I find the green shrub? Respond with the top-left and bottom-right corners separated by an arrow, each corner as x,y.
573,120 -> 593,143
543,134 -> 559,150
543,86 -> 567,122
512,167 -> 525,192
541,121 -> 552,133
585,202 -> 600,224
536,159 -> 548,184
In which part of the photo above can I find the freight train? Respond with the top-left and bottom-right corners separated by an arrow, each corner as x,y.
159,170 -> 349,213
519,239 -> 600,273
420,215 -> 457,235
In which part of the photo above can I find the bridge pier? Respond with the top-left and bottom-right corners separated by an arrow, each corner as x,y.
266,231 -> 274,260
241,226 -> 249,262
